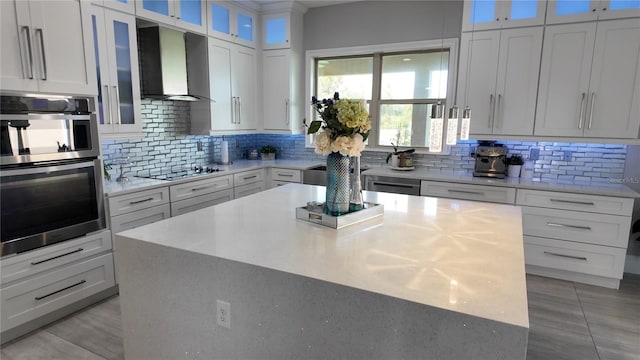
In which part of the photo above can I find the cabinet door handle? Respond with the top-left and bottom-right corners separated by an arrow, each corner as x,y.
243,175 -> 257,180
447,189 -> 485,196
30,248 -> 84,265
546,222 -> 592,231
21,26 -> 34,79
372,181 -> 416,189
543,251 -> 587,261
549,198 -> 595,206
129,197 -> 154,205
35,28 -> 47,80
578,92 -> 586,129
35,280 -> 87,301
192,185 -> 216,192
587,92 -> 595,129
488,94 -> 494,128
277,173 -> 293,177
496,94 -> 502,129
104,85 -> 112,125
237,96 -> 242,124
113,85 -> 122,124
285,99 -> 290,126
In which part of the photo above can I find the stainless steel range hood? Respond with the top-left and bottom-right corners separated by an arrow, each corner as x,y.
137,26 -> 199,101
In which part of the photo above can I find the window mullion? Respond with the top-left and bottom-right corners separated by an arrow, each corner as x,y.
369,53 -> 382,147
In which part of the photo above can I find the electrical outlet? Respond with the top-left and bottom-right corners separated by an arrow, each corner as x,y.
529,148 -> 540,161
562,150 -> 572,162
196,141 -> 203,151
216,300 -> 230,329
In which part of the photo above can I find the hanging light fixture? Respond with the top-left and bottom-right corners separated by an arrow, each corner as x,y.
460,106 -> 471,140
446,106 -> 459,145
429,0 -> 447,152
459,1 -> 475,142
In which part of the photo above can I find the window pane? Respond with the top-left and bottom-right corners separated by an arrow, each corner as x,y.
180,0 -> 202,26
237,13 -> 253,42
378,103 -> 435,147
555,0 -> 590,15
266,18 -> 287,44
610,0 -> 640,10
471,0 -> 496,24
316,57 -> 373,101
143,0 -> 169,15
510,0 -> 538,20
381,52 -> 448,100
211,4 -> 230,34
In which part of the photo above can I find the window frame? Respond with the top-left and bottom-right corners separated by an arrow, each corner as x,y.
305,38 -> 459,154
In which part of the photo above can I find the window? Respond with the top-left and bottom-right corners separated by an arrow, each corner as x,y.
307,39 -> 458,153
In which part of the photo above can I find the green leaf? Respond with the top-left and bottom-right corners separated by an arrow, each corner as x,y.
307,121 -> 322,134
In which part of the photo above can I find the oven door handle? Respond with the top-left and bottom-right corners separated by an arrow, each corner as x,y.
0,160 -> 96,177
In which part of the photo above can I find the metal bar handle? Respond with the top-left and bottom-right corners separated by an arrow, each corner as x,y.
35,28 -> 47,80
231,97 -> 236,124
277,173 -> 294,177
237,96 -> 241,124
588,92 -> 595,129
544,251 -> 587,261
285,99 -> 290,126
546,222 -> 592,231
372,181 -> 418,189
21,26 -> 34,79
129,197 -> 154,205
30,248 -> 84,265
113,86 -> 122,124
496,94 -> 502,128
447,189 -> 485,196
549,198 -> 595,206
243,175 -> 257,180
578,92 -> 586,129
35,280 -> 87,301
488,94 -> 494,128
104,85 -> 112,125
192,185 -> 216,192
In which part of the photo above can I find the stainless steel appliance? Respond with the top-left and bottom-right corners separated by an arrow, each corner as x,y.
1,95 -> 105,257
473,142 -> 507,178
303,164 -> 370,186
365,176 -> 421,196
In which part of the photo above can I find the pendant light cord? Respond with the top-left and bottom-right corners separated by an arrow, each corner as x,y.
464,2 -> 475,110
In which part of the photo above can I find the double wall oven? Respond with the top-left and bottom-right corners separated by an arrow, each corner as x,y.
0,95 -> 105,257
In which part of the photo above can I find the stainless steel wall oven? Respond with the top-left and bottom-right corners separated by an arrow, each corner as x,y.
1,95 -> 105,257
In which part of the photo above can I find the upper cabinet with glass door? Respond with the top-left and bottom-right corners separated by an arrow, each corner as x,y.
546,0 -> 640,24
462,0 -> 547,31
91,0 -> 135,14
207,1 -> 256,48
91,4 -> 142,138
262,12 -> 290,50
135,0 -> 206,34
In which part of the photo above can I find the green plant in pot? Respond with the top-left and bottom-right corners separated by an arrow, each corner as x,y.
260,145 -> 277,160
507,154 -> 524,177
385,142 -> 415,167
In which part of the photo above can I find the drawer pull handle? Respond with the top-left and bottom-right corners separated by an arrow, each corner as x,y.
549,199 -> 595,206
30,248 -> 84,265
447,189 -> 485,196
373,182 -> 417,189
277,173 -> 294,177
35,280 -> 87,301
192,186 -> 215,192
543,251 -> 587,261
546,222 -> 592,231
243,175 -> 257,180
129,197 -> 154,205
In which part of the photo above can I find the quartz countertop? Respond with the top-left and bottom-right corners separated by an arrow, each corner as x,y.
118,184 -> 528,328
363,166 -> 640,198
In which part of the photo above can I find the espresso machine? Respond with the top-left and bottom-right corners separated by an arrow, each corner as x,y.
473,141 -> 507,178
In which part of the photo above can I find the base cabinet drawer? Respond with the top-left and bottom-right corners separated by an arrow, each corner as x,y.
169,175 -> 233,202
0,253 -> 115,332
107,187 -> 169,216
271,180 -> 295,188
170,189 -> 234,216
271,168 -> 301,183
420,181 -> 516,204
110,204 -> 171,235
233,169 -> 265,186
234,182 -> 266,199
524,236 -> 626,279
1,230 -> 112,285
516,189 -> 634,215
521,207 -> 631,248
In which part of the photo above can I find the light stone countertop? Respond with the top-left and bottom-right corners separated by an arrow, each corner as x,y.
118,183 -> 529,329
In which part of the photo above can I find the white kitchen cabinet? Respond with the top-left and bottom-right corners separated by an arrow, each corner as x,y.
135,0 -> 206,34
458,27 -> 542,136
171,189 -> 233,216
233,169 -> 265,187
420,180 -> 516,204
262,12 -> 290,50
234,182 -> 266,199
207,1 -> 256,48
535,19 -> 640,139
268,167 -> 301,188
92,0 -> 136,14
517,189 -> 633,289
462,0 -> 546,32
192,37 -> 257,134
263,50 -> 299,133
1,253 -> 115,332
91,5 -> 143,139
546,0 -> 640,24
169,174 -> 234,216
0,0 -> 96,95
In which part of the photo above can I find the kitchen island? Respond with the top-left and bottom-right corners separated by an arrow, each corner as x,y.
115,184 -> 529,359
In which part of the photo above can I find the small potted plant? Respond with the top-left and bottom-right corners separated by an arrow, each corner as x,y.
260,145 -> 277,160
386,143 -> 415,168
507,154 -> 524,177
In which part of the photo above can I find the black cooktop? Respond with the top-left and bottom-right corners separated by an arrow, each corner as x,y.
137,166 -> 223,180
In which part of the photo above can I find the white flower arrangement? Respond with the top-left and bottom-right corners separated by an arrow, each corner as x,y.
305,92 -> 371,157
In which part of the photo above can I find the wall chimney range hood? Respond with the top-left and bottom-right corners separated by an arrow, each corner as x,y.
137,26 -> 199,101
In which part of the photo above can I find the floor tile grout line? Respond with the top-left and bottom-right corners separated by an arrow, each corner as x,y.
42,328 -> 109,360
573,282 -> 601,360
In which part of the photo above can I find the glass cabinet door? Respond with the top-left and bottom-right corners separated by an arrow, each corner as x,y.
463,0 -> 545,31
102,0 -> 135,14
547,0 -> 640,23
111,19 -> 135,125
141,0 -> 170,15
263,13 -> 289,49
209,2 -> 234,42
179,0 -> 202,26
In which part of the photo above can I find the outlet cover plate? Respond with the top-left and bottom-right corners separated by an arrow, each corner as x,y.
216,300 -> 230,329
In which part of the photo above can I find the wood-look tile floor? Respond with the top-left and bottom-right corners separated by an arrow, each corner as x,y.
2,274 -> 639,360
